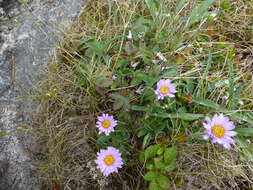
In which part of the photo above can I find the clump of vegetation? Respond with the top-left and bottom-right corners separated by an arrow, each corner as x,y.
30,0 -> 253,189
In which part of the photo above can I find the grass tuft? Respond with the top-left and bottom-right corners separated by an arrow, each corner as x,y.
30,0 -> 253,189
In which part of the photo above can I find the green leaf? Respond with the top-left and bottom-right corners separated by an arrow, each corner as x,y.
236,137 -> 253,162
132,105 -> 151,112
175,0 -> 187,13
144,144 -> 160,160
193,97 -> 223,110
86,41 -> 110,56
141,88 -> 156,102
235,128 -> 253,137
220,1 -> 231,9
149,181 -> 160,190
97,135 -> 110,147
17,127 -> 25,132
188,0 -> 215,26
156,175 -> 170,189
157,147 -> 164,155
95,76 -> 113,88
110,94 -> 130,111
144,171 -> 159,181
161,69 -> 179,78
0,130 -> 8,136
146,162 -> 155,170
132,18 -> 153,37
142,133 -> 152,149
138,128 -> 148,137
139,151 -> 145,163
154,157 -> 166,169
144,0 -> 160,20
228,84 -> 243,110
153,113 -> 204,121
229,112 -> 253,125
164,146 -> 177,164
164,164 -> 176,172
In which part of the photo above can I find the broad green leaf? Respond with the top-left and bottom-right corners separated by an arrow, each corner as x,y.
154,157 -> 166,169
188,0 -> 215,26
131,71 -> 154,86
144,144 -> 160,160
132,18 -> 153,36
161,69 -> 179,78
221,1 -> 231,9
193,97 -> 223,110
142,133 -> 152,149
139,151 -> 145,163
164,146 -> 177,164
86,41 -> 110,56
97,135 -> 110,147
157,147 -> 164,155
146,162 -> 155,170
149,181 -> 159,190
141,88 -> 156,102
153,113 -> 204,121
156,175 -> 170,189
144,171 -> 159,181
235,128 -> 253,137
137,128 -> 148,137
95,76 -> 113,88
145,0 -> 159,20
111,94 -> 130,111
0,130 -> 8,136
164,164 -> 176,172
113,99 -> 124,110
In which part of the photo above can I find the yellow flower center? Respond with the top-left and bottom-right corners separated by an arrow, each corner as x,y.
211,125 -> 225,138
104,155 -> 115,166
102,120 -> 111,129
160,86 -> 169,94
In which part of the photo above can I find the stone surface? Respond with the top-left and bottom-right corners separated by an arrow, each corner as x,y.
0,0 -> 85,189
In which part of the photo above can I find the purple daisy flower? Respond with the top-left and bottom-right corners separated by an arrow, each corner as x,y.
155,79 -> 177,100
96,113 -> 117,136
203,114 -> 237,149
95,146 -> 123,176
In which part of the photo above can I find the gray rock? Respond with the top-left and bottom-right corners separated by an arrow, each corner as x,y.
0,0 -> 85,189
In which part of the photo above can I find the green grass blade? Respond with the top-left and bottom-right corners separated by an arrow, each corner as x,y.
175,0 -> 187,13
144,0 -> 159,20
188,0 -> 215,26
193,97 -> 224,110
235,128 -> 253,137
152,113 -> 204,120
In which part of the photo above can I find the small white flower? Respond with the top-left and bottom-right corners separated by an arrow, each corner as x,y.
211,12 -> 217,18
127,31 -> 132,40
156,52 -> 167,62
224,96 -> 228,100
131,62 -> 139,68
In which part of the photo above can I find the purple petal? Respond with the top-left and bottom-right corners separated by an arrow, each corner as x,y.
203,134 -> 209,140
226,131 -> 237,137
